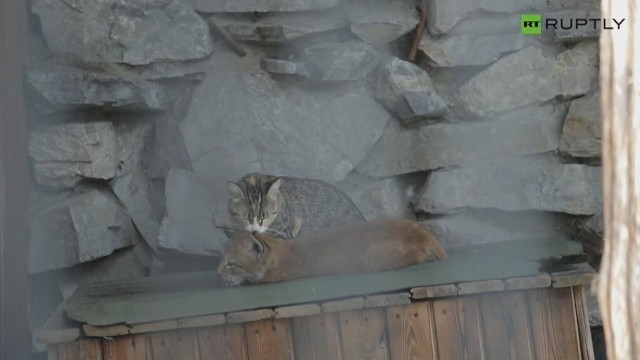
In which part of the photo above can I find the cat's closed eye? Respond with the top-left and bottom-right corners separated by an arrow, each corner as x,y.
226,262 -> 236,268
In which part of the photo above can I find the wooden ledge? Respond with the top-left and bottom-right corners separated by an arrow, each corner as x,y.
49,268 -> 597,341
36,239 -> 595,341
551,263 -> 597,288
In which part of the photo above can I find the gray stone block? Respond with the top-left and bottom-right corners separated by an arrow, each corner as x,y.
196,0 -> 338,13
357,104 -> 565,177
426,0 -> 546,34
559,90 -> 602,157
261,59 -> 309,76
547,0 -> 599,10
32,0 -> 212,65
213,10 -> 348,43
159,169 -> 227,255
421,210 -> 574,248
546,10 -> 602,41
375,57 -> 448,123
414,157 -> 602,215
577,212 -> 604,256
28,122 -> 118,188
338,174 -> 411,220
28,190 -> 138,273
349,2 -> 419,46
114,119 -> 155,177
457,43 -> 598,117
420,15 -> 535,67
26,61 -> 171,112
302,41 -> 379,81
112,171 -> 161,251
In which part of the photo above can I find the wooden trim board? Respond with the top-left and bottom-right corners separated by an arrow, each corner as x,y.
63,238 -> 585,327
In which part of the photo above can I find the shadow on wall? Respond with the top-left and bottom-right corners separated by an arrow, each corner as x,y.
591,326 -> 607,360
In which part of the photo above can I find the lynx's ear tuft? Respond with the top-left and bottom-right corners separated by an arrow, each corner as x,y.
227,182 -> 245,201
250,233 -> 265,254
222,227 -> 236,239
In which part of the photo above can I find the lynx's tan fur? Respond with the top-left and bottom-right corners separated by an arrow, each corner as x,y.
217,218 -> 448,286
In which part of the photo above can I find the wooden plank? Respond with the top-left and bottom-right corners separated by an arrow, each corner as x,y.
365,293 -> 411,308
551,263 -> 597,288
291,313 -> 342,360
36,302 -> 81,344
102,334 -> 150,360
505,273 -> 551,291
169,329 -> 199,360
130,320 -> 178,334
321,297 -> 364,313
572,286 -> 595,360
245,318 -> 294,360
57,339 -> 103,360
149,331 -> 176,360
197,324 -> 248,360
64,239 -> 584,327
432,297 -> 485,360
83,324 -> 130,338
227,309 -> 275,324
411,284 -> 458,299
526,287 -> 581,360
339,308 -> 389,360
457,279 -> 505,295
478,291 -> 535,360
275,304 -> 321,319
386,302 -> 436,360
178,314 -> 226,329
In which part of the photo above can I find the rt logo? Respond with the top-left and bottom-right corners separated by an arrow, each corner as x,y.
521,14 -> 542,35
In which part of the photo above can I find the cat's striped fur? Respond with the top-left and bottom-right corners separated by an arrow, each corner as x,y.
227,173 -> 364,239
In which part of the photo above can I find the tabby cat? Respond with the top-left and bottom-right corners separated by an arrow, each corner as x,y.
226,173 -> 364,239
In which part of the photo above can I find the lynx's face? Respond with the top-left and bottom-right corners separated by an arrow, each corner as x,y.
217,231 -> 269,287
226,177 -> 281,233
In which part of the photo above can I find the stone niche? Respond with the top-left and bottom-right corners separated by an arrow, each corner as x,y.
25,0 -> 603,354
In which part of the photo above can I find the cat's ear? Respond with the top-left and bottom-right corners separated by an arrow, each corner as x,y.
266,178 -> 282,199
226,182 -> 245,202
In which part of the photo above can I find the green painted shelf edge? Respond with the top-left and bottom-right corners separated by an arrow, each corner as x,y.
65,237 -> 584,326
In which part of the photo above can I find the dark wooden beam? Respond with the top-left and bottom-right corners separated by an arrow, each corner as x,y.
0,0 -> 30,358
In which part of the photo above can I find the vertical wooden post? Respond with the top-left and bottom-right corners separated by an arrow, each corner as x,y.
0,0 -> 30,359
598,0 -> 640,358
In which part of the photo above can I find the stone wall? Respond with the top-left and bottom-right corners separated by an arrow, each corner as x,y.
25,0 -> 604,354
